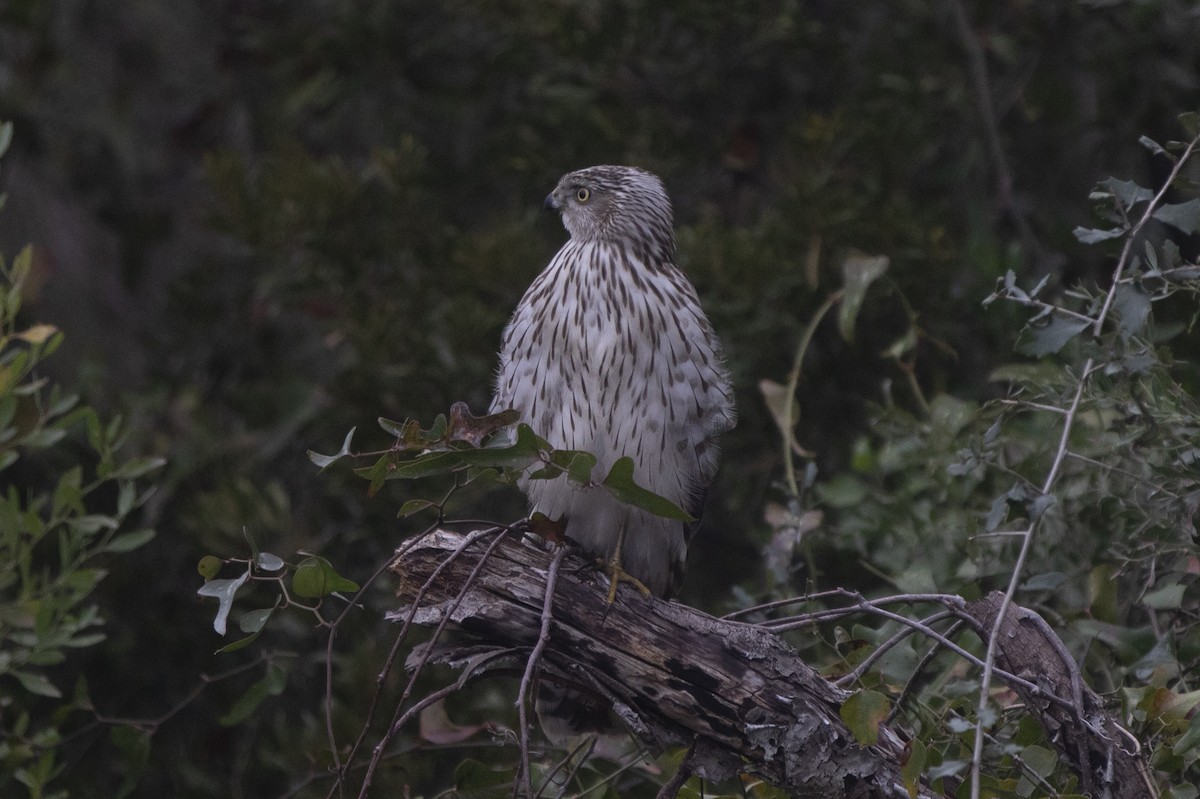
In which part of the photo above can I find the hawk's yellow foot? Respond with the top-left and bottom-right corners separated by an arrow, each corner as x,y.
603,556 -> 652,603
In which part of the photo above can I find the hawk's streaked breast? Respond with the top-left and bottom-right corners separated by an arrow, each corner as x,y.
491,165 -> 735,597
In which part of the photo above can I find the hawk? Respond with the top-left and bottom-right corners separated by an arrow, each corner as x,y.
491,165 -> 736,599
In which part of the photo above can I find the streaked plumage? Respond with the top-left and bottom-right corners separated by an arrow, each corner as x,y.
491,165 -> 735,597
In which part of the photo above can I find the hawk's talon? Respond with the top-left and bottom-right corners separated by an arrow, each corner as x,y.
603,557 -> 652,604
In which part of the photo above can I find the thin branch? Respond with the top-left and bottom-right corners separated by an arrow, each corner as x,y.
322,533 -> 429,781
885,619 -> 967,725
763,593 -> 1070,710
89,650 -> 277,732
534,736 -> 596,799
835,610 -> 957,687
971,359 -> 1093,797
356,528 -> 511,799
514,545 -> 568,799
329,527 -> 500,798
1092,131 -> 1200,337
654,737 -> 699,799
782,290 -> 843,496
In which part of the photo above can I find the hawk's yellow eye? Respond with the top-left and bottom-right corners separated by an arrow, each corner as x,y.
576,188 -> 590,203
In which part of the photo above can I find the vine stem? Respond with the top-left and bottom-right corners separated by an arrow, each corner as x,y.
969,129 -> 1200,798
782,290 -> 842,496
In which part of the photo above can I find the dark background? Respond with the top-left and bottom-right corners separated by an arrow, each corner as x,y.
1,1 -> 1198,796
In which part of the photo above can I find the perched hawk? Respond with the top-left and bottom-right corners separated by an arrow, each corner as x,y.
491,165 -> 736,598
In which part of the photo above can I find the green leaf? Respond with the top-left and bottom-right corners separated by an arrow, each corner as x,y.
550,449 -> 597,485
214,629 -> 266,654
110,456 -> 166,480
1138,135 -> 1167,157
600,457 -> 694,522
1153,198 -> 1200,235
14,670 -> 62,699
397,499 -> 435,518
1173,715 -> 1200,757
454,758 -> 516,794
381,422 -> 543,481
901,738 -> 926,795
238,600 -> 281,634
255,552 -> 285,572
292,555 -> 359,598
218,664 -> 287,726
1021,744 -> 1057,777
1112,283 -> 1152,340
197,555 -> 223,580
197,571 -> 250,636
308,427 -> 356,469
838,252 -> 889,342
0,121 -> 12,159
1179,111 -> 1200,137
102,529 -> 156,554
1100,177 -> 1154,208
1016,313 -> 1091,357
840,688 -> 889,746
1143,582 -> 1186,610
1023,572 -> 1067,591
1073,226 -> 1125,244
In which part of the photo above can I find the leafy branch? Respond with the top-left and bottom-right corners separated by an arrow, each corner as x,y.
970,115 -> 1200,796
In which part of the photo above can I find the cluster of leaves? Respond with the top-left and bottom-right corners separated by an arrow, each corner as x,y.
193,402 -> 695,637
0,124 -> 164,799
752,119 -> 1200,796
310,402 -> 693,523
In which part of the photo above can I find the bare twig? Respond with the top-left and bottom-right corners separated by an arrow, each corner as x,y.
835,610 -> 957,687
356,527 -> 510,799
328,526 -> 504,799
654,737 -> 699,799
323,532 -> 430,782
514,545 -> 567,799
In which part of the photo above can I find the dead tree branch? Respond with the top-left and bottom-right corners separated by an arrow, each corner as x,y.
961,594 -> 1158,799
389,529 -> 1153,799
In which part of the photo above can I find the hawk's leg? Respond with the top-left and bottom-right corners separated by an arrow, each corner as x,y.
603,524 -> 652,603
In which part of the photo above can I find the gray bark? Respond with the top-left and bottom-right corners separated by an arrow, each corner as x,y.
390,529 -> 1153,799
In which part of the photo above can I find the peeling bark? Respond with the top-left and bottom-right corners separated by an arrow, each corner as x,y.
962,594 -> 1157,799
390,529 -> 1154,799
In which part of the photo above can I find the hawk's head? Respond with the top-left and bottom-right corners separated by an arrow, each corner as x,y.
545,165 -> 675,260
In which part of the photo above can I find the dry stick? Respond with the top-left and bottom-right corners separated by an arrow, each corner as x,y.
885,619 -> 967,725
730,588 -> 961,622
534,735 -> 597,799
968,129 -> 1200,799
769,597 -> 1068,710
90,650 -> 275,732
835,610 -> 957,687
654,737 -> 699,799
357,528 -> 511,799
513,545 -> 568,799
323,533 -> 429,784
969,363 -> 1092,799
328,527 -> 501,799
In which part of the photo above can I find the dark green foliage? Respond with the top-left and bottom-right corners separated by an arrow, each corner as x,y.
1,1 -> 1200,796
0,241 -> 162,798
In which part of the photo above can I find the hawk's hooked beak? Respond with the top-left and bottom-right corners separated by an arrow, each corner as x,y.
544,192 -> 561,212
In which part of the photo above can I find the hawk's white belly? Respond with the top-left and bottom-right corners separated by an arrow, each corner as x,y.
492,239 -> 734,596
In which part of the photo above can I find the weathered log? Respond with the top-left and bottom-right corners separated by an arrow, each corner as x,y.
962,593 -> 1157,799
389,529 -> 1154,799
391,528 -> 940,798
